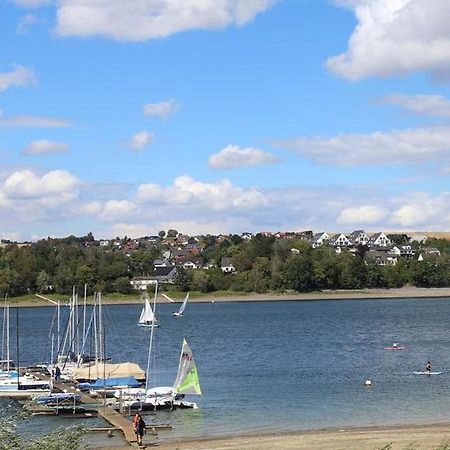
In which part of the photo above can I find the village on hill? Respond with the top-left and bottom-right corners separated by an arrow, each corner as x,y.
1,229 -> 449,298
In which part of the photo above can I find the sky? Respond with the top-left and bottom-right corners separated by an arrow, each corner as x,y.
2,0 -> 450,240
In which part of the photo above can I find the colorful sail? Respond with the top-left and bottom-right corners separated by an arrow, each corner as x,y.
173,339 -> 202,395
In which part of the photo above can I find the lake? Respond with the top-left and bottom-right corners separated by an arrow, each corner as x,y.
2,297 -> 450,443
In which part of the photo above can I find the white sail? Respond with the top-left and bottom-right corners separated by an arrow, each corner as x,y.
139,298 -> 155,324
173,339 -> 201,395
176,292 -> 189,316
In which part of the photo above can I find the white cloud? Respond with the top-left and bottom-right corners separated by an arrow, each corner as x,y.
274,126 -> 450,166
137,176 -> 268,210
328,0 -> 450,80
126,131 -> 153,150
99,200 -> 137,220
0,111 -> 72,128
3,169 -> 80,199
337,205 -> 389,225
209,144 -> 280,169
0,65 -> 37,92
54,0 -> 276,41
143,99 -> 180,118
108,223 -> 152,239
378,94 -> 450,118
22,140 -> 69,155
390,192 -> 450,227
2,168 -> 450,238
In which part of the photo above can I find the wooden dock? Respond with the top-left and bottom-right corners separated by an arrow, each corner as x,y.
31,372 -> 138,445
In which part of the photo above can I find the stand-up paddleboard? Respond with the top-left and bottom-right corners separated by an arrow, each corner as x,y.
413,371 -> 443,375
385,346 -> 405,350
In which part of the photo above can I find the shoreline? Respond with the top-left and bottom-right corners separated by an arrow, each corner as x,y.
151,422 -> 450,450
8,286 -> 450,308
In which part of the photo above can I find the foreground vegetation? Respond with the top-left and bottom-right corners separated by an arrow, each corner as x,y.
1,233 -> 450,298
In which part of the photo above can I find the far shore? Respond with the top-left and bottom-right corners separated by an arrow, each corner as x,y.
7,286 -> 450,308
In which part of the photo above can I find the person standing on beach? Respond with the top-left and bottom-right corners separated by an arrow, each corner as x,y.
133,413 -> 146,446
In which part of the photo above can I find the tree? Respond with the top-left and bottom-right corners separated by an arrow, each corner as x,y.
167,229 -> 178,238
158,230 -> 166,238
191,270 -> 211,293
114,277 -> 133,294
282,253 -> 314,292
0,408 -> 86,450
36,270 -> 52,293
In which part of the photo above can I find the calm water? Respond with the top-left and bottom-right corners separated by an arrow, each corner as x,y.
3,297 -> 450,443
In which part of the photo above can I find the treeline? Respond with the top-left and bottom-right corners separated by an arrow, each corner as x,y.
1,234 -> 450,297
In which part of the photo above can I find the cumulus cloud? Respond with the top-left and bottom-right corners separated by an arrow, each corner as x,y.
209,144 -> 280,169
22,139 -> 69,155
328,0 -> 450,80
99,200 -> 137,220
337,205 -> 390,225
3,169 -> 80,199
54,0 -> 276,41
0,111 -> 72,127
274,126 -> 450,166
377,94 -> 450,118
137,175 -> 267,210
126,131 -> 153,150
143,99 -> 180,118
0,65 -> 37,92
2,168 -> 450,238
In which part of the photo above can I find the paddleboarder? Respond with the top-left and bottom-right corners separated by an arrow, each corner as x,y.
426,361 -> 432,373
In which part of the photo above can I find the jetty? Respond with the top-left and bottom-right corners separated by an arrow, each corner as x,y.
23,371 -> 172,446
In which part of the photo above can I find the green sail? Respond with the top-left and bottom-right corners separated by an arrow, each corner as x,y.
177,365 -> 202,395
174,339 -> 202,395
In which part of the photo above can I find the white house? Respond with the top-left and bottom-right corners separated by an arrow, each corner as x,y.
310,232 -> 330,248
329,233 -> 351,247
368,232 -> 391,247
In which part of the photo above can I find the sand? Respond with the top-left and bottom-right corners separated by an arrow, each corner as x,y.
148,424 -> 450,450
10,286 -> 450,308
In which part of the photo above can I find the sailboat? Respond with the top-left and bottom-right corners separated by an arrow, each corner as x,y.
138,292 -> 159,328
173,292 -> 190,317
115,338 -> 201,410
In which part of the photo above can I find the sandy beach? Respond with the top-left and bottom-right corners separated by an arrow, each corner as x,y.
150,423 -> 450,450
10,286 -> 450,308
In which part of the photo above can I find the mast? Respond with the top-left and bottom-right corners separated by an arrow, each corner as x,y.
83,284 -> 87,349
16,307 -> 19,390
6,305 -> 9,372
145,281 -> 158,391
98,292 -> 103,362
57,301 -> 60,357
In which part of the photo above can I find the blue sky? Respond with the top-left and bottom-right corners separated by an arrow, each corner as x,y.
2,0 -> 450,240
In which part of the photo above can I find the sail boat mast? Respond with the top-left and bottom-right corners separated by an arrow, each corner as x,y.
145,281 -> 158,391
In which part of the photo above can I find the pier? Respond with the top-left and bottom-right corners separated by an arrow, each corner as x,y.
24,371 -> 171,446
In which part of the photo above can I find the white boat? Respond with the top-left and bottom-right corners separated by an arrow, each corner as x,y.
173,292 -> 190,317
138,285 -> 159,328
116,339 -> 201,410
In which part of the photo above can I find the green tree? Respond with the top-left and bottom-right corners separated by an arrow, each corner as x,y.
191,270 -> 211,293
167,229 -> 178,238
114,277 -> 133,294
36,270 -> 52,293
